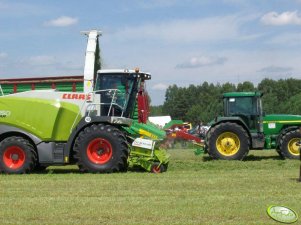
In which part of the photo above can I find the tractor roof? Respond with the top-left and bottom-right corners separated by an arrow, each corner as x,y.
98,69 -> 151,80
223,91 -> 262,98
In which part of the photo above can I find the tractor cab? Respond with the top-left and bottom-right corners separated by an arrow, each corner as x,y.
94,69 -> 151,122
223,92 -> 263,132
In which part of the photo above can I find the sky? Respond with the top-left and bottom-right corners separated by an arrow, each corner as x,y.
1,0 -> 301,105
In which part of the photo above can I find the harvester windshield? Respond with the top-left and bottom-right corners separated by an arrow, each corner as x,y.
95,73 -> 137,117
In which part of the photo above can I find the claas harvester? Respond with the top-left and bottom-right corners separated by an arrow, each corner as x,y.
0,30 -> 169,174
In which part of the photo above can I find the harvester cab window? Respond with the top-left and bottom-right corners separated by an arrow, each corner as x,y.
95,73 -> 135,116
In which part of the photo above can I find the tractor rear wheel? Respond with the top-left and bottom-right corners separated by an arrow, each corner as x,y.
279,130 -> 300,159
73,124 -> 129,173
0,136 -> 37,174
207,122 -> 249,160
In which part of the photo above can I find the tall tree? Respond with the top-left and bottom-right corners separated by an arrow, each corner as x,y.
158,78 -> 301,124
237,81 -> 255,92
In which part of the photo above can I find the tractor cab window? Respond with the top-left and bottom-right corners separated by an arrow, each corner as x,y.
226,97 -> 257,116
95,73 -> 135,116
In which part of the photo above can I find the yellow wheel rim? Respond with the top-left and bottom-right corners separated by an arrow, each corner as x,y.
216,132 -> 240,156
287,138 -> 300,156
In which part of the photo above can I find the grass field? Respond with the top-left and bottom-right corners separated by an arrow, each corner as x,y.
0,149 -> 300,225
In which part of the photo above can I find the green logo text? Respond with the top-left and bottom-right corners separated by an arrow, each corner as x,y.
267,206 -> 298,224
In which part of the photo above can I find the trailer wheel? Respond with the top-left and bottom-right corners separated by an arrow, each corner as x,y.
151,163 -> 165,173
0,136 -> 37,174
207,122 -> 249,160
279,130 -> 300,159
73,124 -> 129,173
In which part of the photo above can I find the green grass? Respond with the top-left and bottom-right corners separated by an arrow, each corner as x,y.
0,149 -> 300,225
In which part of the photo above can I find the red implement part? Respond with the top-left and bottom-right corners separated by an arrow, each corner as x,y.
168,130 -> 202,143
137,83 -> 150,124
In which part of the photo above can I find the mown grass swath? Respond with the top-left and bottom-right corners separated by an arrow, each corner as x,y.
0,149 -> 300,225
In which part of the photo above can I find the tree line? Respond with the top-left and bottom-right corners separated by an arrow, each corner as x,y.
150,78 -> 301,125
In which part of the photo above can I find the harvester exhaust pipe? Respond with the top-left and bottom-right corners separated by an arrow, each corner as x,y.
81,30 -> 102,94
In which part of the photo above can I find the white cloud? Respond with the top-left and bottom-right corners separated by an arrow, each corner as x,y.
266,32 -> 301,46
44,16 -> 78,27
261,11 -> 301,26
19,55 -> 82,71
257,66 -> 293,73
111,15 -> 243,43
0,52 -> 7,59
17,55 -> 83,74
176,56 -> 227,69
137,0 -> 179,9
21,55 -> 57,66
2,54 -> 84,77
152,83 -> 168,91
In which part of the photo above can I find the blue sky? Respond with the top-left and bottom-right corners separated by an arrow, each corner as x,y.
1,0 -> 301,105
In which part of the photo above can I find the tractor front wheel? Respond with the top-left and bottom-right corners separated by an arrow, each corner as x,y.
279,130 -> 300,159
207,122 -> 249,160
73,124 -> 129,173
0,136 -> 37,174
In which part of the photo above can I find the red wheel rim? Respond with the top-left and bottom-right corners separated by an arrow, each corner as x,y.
86,138 -> 112,164
152,165 -> 161,173
3,146 -> 26,169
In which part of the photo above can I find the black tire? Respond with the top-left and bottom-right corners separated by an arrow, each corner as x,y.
0,136 -> 37,174
279,130 -> 300,159
73,124 -> 129,173
161,163 -> 168,172
207,122 -> 249,160
34,164 -> 48,172
276,133 -> 285,159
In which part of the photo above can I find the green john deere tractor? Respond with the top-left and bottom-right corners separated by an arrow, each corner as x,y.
206,92 -> 301,160
0,69 -> 169,174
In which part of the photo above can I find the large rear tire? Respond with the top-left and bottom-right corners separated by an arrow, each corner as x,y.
0,136 -> 37,174
207,122 -> 249,160
279,130 -> 300,159
73,124 -> 129,173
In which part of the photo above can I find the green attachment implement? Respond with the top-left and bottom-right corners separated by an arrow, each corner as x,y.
128,138 -> 170,173
194,147 -> 205,156
192,141 -> 205,155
